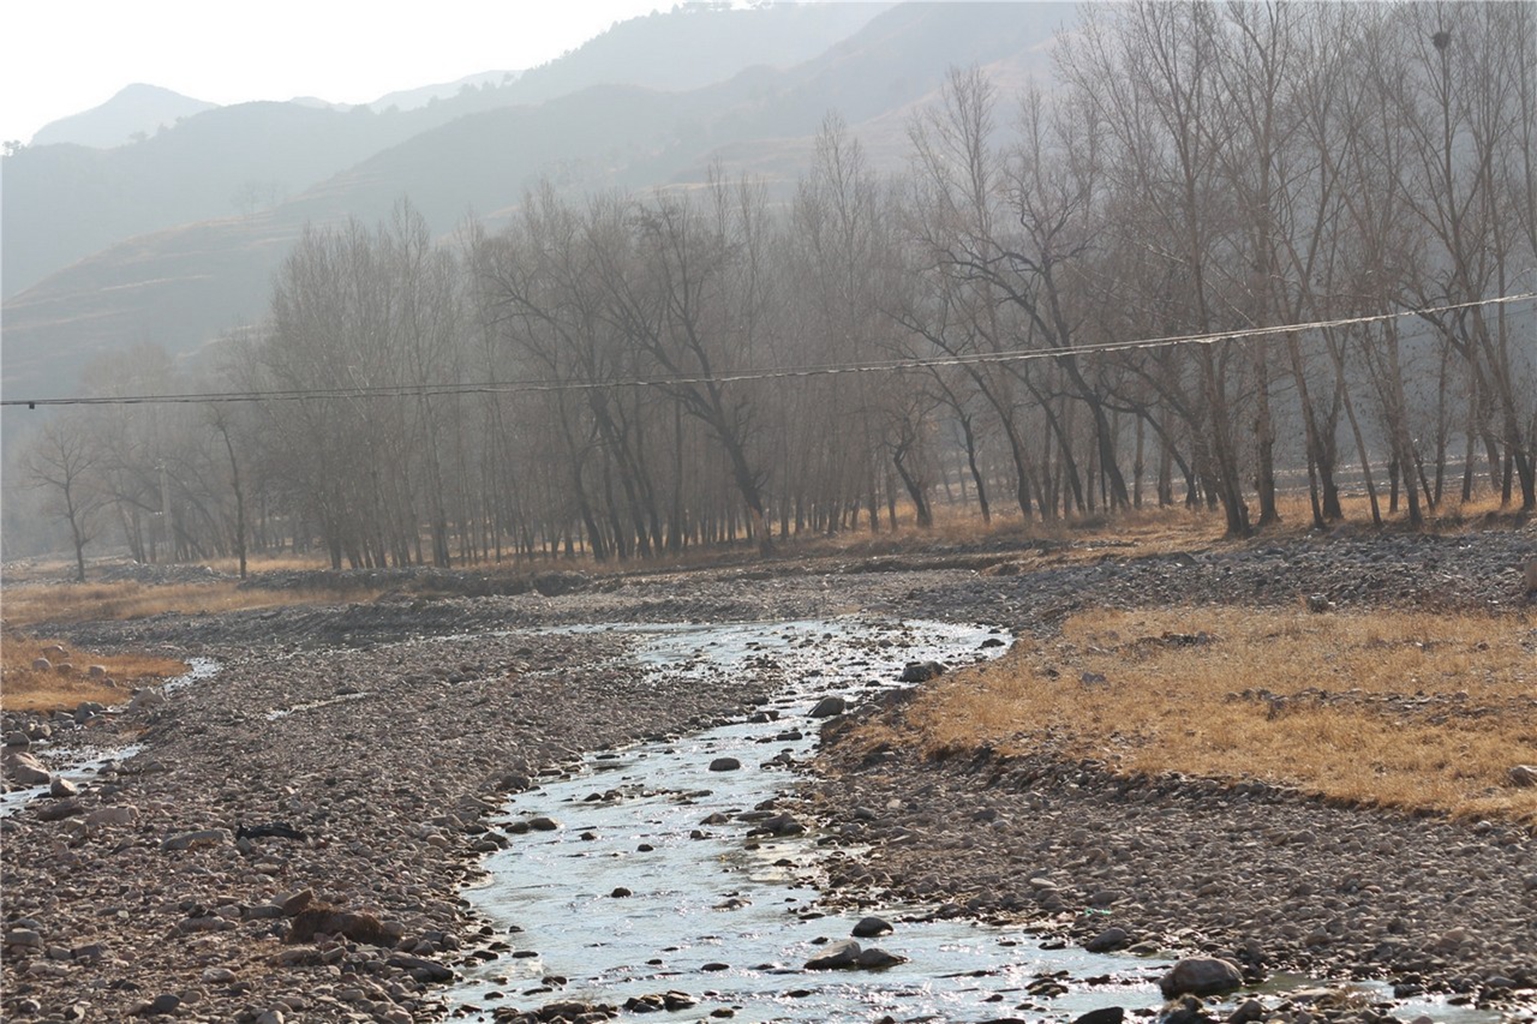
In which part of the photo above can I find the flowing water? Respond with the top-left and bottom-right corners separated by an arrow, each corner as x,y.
0,657 -> 218,819
449,619 -> 1494,1023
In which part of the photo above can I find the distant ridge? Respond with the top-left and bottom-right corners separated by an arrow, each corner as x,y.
30,83 -> 218,148
370,71 -> 523,112
1,2 -> 1070,404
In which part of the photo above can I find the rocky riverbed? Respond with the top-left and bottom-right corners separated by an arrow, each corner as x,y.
3,527 -> 1535,1023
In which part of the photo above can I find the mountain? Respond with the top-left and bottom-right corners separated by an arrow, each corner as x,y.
1,2 -> 1073,403
370,71 -> 523,113
2,2 -> 892,301
28,83 -> 219,149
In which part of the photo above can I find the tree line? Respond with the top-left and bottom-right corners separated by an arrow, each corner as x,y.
15,1 -> 1536,577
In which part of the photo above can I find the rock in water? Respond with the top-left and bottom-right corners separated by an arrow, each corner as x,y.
852,916 -> 893,938
805,939 -> 862,970
1159,957 -> 1243,998
1073,1008 -> 1126,1024
3,752 -> 50,786
899,660 -> 946,682
708,757 -> 741,772
1085,926 -> 1130,952
809,696 -> 846,718
852,946 -> 907,969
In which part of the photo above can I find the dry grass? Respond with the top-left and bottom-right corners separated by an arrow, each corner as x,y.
0,580 -> 380,629
0,632 -> 188,713
872,605 -> 1537,823
777,488 -> 1527,565
200,553 -> 331,575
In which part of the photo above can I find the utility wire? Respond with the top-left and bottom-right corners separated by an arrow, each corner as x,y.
4,292 -> 1531,410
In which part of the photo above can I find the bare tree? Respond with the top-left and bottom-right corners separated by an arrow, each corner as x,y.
25,415 -> 105,581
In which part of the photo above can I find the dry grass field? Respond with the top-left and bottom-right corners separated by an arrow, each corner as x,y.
3,495 -> 1529,810
0,578 -> 381,629
867,603 -> 1537,823
0,570 -> 375,713
0,633 -> 188,713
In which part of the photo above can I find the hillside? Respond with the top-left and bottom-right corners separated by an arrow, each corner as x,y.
1,2 -> 889,300
29,83 -> 218,149
1,2 -> 1071,403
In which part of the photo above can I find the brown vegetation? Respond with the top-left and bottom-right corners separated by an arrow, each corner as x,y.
862,605 -> 1537,823
0,579 -> 378,629
0,633 -> 187,713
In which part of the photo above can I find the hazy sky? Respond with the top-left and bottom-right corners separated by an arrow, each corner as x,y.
1,0 -> 670,144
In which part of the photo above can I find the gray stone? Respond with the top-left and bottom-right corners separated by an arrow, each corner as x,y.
1085,926 -> 1130,953
35,797 -> 85,822
160,828 -> 229,852
4,751 -> 50,786
527,816 -> 560,831
1159,957 -> 1243,998
1073,1008 -> 1126,1024
279,889 -> 315,915
1228,998 -> 1266,1024
852,946 -> 907,969
852,916 -> 893,938
809,696 -> 846,718
50,775 -> 80,798
708,757 -> 741,772
899,660 -> 947,682
142,993 -> 181,1016
805,939 -> 862,970
129,688 -> 166,711
386,952 -> 454,983
86,805 -> 138,826
4,928 -> 43,949
1508,764 -> 1537,788
749,813 -> 804,837
71,943 -> 106,963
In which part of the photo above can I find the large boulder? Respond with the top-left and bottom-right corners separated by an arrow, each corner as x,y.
809,696 -> 846,718
1159,957 -> 1243,998
805,940 -> 862,970
899,660 -> 947,683
3,751 -> 51,786
852,916 -> 893,938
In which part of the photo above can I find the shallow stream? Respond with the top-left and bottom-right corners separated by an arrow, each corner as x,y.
0,657 -> 218,819
446,619 -> 1496,1023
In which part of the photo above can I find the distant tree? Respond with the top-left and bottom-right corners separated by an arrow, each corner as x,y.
24,415 -> 106,582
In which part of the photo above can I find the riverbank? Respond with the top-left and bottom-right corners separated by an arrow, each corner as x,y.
1,628 -> 774,1023
2,527 -> 1534,1022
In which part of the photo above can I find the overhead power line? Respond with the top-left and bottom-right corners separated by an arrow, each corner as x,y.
3,292 -> 1531,410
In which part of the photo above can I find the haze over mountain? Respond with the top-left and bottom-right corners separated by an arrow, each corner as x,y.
28,83 -> 218,149
1,1 -> 1073,403
369,72 -> 523,113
